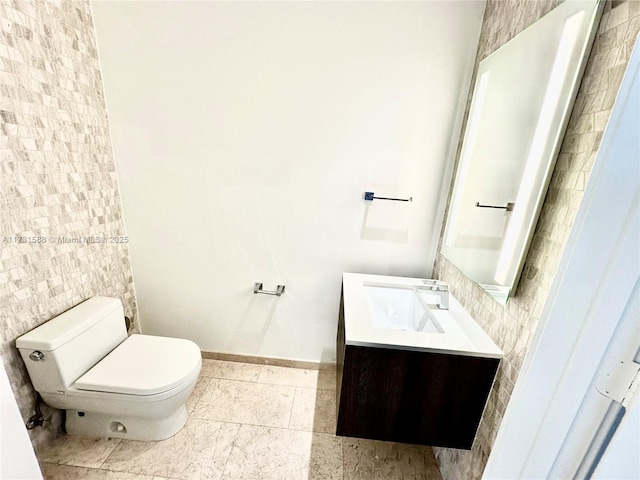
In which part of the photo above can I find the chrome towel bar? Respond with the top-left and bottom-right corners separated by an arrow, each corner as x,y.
254,283 -> 285,296
364,191 -> 412,202
475,201 -> 514,211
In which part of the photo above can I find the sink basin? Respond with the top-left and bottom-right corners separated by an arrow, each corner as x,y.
364,284 -> 444,334
342,272 -> 503,358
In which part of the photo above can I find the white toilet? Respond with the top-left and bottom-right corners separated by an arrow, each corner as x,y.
16,296 -> 201,441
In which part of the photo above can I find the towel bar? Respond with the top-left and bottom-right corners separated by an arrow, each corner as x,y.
475,202 -> 514,211
364,191 -> 412,202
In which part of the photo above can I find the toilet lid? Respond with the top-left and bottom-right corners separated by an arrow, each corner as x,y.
74,334 -> 201,396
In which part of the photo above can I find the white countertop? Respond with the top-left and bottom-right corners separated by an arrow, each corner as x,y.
342,272 -> 504,359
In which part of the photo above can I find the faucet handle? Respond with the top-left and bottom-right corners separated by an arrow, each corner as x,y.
422,280 -> 448,292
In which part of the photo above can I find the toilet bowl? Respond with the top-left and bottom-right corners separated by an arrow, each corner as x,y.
16,296 -> 201,441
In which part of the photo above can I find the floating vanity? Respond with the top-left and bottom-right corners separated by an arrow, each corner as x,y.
336,273 -> 503,449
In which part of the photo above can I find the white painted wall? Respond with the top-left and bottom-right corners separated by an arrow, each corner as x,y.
91,0 -> 484,362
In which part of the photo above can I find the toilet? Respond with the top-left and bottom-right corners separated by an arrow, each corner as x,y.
16,296 -> 201,441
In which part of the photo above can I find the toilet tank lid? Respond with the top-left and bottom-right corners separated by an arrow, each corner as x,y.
16,297 -> 122,351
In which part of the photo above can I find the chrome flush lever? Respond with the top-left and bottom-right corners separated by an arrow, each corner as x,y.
29,351 -> 45,361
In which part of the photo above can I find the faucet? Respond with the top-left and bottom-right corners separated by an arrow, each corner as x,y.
419,281 -> 449,310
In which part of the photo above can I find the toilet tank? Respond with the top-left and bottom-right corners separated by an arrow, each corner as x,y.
16,297 -> 127,395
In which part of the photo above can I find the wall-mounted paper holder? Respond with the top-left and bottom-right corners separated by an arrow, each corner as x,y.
254,283 -> 285,296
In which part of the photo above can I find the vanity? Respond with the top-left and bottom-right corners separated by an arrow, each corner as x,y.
336,272 -> 503,449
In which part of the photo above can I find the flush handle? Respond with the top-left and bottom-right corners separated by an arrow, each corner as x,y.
29,351 -> 45,362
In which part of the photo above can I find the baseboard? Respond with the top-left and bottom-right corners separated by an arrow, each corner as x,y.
200,350 -> 335,372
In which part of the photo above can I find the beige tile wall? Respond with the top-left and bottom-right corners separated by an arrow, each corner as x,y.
0,0 -> 137,453
433,1 -> 640,479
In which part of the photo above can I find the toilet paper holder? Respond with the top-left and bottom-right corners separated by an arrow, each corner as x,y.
254,283 -> 285,296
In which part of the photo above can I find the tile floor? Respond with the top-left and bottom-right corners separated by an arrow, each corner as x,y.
38,360 -> 443,479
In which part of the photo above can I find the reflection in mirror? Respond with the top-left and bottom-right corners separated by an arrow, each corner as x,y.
442,0 -> 603,305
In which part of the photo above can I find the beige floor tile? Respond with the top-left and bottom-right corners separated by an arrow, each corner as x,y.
36,361 -> 442,480
424,464 -> 444,480
191,378 -> 295,428
37,435 -> 120,468
343,437 -> 440,480
289,387 -> 336,434
40,463 -> 162,479
186,375 -> 213,413
317,368 -> 338,391
101,418 -> 239,480
257,365 -> 324,389
424,447 -> 441,478
221,425 -> 343,480
200,360 -> 262,382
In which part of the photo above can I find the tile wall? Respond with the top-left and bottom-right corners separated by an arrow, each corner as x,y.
0,0 -> 137,453
433,1 -> 640,479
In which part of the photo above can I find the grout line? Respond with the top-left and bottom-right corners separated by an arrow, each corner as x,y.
287,387 -> 298,430
97,438 -> 121,469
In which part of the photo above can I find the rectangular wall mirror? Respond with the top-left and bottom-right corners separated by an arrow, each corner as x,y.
441,0 -> 603,305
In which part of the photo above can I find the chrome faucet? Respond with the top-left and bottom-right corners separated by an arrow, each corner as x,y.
419,281 -> 449,310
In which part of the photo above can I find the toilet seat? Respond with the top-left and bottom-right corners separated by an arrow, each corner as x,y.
74,334 -> 201,396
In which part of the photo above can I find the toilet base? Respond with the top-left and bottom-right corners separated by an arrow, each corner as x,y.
65,405 -> 188,441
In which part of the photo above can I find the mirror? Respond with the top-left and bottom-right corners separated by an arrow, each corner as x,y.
441,0 -> 603,305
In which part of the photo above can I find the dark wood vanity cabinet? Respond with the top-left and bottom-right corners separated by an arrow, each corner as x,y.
336,290 -> 500,450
